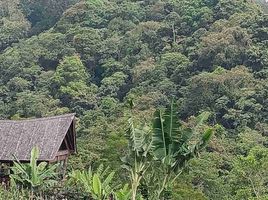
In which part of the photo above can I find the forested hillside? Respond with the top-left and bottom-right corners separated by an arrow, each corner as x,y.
0,0 -> 268,199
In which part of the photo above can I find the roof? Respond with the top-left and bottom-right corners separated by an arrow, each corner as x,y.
0,113 -> 76,161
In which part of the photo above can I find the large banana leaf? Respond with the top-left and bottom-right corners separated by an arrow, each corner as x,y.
126,118 -> 151,158
93,174 -> 102,198
30,146 -> 39,187
152,101 -> 213,172
152,101 -> 181,163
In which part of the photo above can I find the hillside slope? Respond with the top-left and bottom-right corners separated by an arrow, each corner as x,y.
0,0 -> 268,199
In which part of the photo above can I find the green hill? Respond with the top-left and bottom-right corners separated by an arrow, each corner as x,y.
0,0 -> 268,199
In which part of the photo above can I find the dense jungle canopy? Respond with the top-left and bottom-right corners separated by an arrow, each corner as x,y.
0,0 -> 268,199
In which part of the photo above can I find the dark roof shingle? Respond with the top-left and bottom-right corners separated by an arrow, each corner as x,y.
0,113 -> 75,161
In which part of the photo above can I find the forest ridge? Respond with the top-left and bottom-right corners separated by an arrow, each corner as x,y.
0,0 -> 268,199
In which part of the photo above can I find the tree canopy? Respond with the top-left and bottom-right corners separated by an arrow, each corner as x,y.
0,0 -> 268,199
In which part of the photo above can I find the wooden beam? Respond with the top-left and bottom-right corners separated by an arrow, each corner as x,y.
64,137 -> 71,151
48,150 -> 70,163
62,157 -> 68,179
72,120 -> 77,153
56,150 -> 70,157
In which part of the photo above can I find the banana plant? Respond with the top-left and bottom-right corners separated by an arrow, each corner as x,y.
11,146 -> 58,192
114,184 -> 131,200
121,118 -> 151,200
68,164 -> 117,200
151,101 -> 213,199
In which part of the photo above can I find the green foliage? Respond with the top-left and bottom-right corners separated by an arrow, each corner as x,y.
52,55 -> 89,86
68,164 -> 118,199
122,117 -> 151,200
152,102 -> 212,171
181,66 -> 266,129
0,0 -> 30,50
114,184 -> 132,200
20,0 -> 78,34
11,147 -> 58,190
150,102 -> 213,199
229,146 -> 268,199
0,0 -> 267,199
0,186 -> 32,200
119,101 -> 213,200
160,52 -> 190,83
52,55 -> 97,113
99,72 -> 128,98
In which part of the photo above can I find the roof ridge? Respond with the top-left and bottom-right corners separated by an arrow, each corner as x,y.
0,113 -> 76,123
